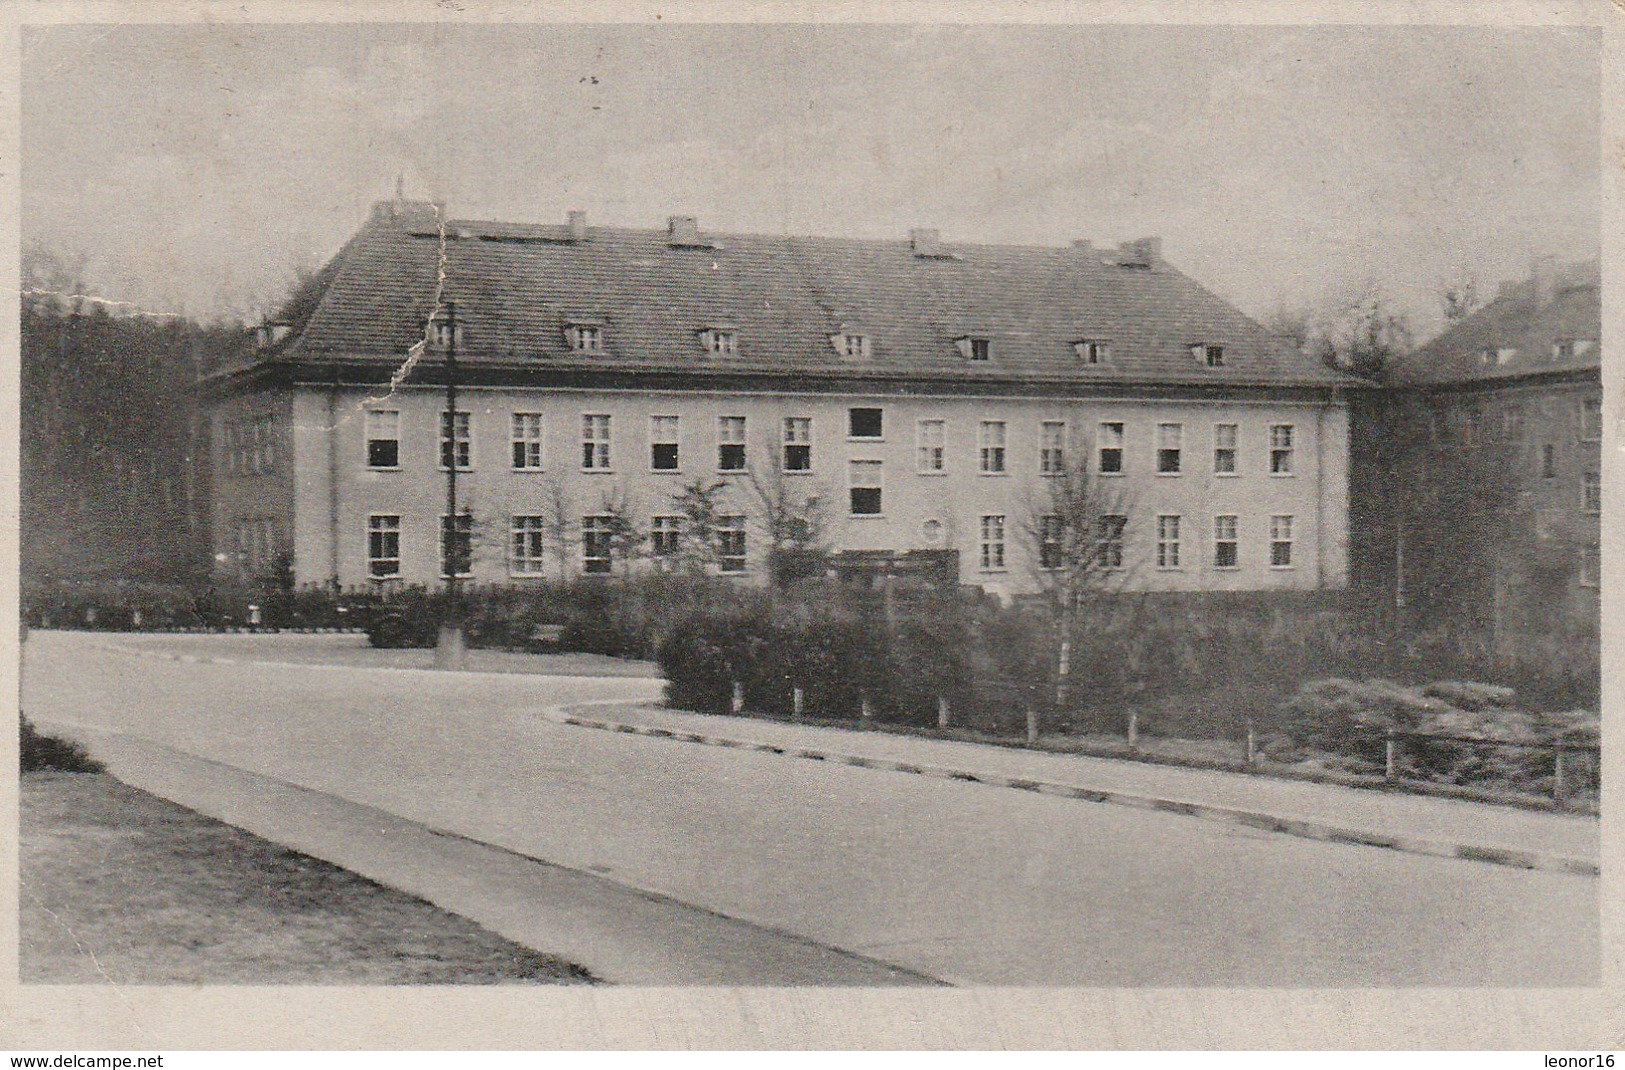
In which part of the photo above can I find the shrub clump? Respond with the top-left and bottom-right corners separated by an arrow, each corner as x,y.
20,715 -> 104,774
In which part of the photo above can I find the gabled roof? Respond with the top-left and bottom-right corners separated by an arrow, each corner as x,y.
1394,260 -> 1600,386
246,200 -> 1347,390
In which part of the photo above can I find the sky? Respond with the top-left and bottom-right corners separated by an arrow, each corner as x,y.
21,22 -> 1601,337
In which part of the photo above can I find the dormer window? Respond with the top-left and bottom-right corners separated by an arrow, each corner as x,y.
428,319 -> 463,348
699,326 -> 737,356
955,336 -> 992,362
1554,339 -> 1575,361
1496,347 -> 1519,366
253,322 -> 294,349
1074,339 -> 1111,365
833,332 -> 871,359
565,321 -> 604,353
1191,343 -> 1225,368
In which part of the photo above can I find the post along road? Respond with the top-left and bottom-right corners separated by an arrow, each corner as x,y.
23,631 -> 1597,986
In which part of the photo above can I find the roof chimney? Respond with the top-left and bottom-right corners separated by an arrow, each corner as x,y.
1530,254 -> 1558,308
910,228 -> 942,258
567,210 -> 588,242
667,215 -> 700,247
1116,237 -> 1162,269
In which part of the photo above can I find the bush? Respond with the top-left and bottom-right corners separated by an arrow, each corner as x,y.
1420,680 -> 1517,711
20,715 -> 103,773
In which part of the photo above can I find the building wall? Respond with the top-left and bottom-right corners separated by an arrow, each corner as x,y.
284,382 -> 1351,594
208,388 -> 296,580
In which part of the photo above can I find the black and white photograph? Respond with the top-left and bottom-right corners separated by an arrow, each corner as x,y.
8,3 -> 1614,1051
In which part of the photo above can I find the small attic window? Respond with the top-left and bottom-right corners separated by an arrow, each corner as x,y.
428,320 -> 464,348
565,322 -> 604,353
254,322 -> 294,349
1496,347 -> 1519,366
955,336 -> 992,362
1074,340 -> 1111,365
1192,343 -> 1225,368
1575,339 -> 1596,356
833,332 -> 871,359
700,326 -> 738,356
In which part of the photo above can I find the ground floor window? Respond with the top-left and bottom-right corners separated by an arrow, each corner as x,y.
1270,515 -> 1294,568
582,515 -> 613,574
1096,515 -> 1126,569
510,515 -> 546,576
651,515 -> 683,559
1156,514 -> 1181,569
440,512 -> 474,578
368,515 -> 401,578
1039,515 -> 1065,570
717,514 -> 747,573
979,514 -> 1006,571
1580,545 -> 1600,589
1214,514 -> 1238,569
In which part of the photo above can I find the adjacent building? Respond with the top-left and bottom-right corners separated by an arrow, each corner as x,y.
201,199 -> 1354,596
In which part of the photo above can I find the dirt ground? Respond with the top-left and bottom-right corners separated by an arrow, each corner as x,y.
20,771 -> 597,985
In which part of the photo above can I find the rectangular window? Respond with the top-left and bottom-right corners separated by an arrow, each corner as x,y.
582,414 -> 611,470
1501,405 -> 1524,441
717,515 -> 747,573
1156,515 -> 1181,569
1581,397 -> 1602,442
1097,421 -> 1124,474
978,420 -> 1007,474
848,407 -> 883,440
1214,423 -> 1238,474
1214,514 -> 1239,569
439,512 -> 473,578
1193,343 -> 1225,368
1269,424 -> 1295,475
718,416 -> 747,471
969,337 -> 991,361
367,515 -> 401,578
979,514 -> 1006,571
1096,515 -> 1127,570
510,516 -> 546,575
650,515 -> 683,558
567,324 -> 603,353
366,410 -> 401,469
917,419 -> 946,473
849,460 -> 883,516
439,411 -> 472,471
253,416 -> 276,474
1040,421 -> 1066,475
1543,444 -> 1558,479
1463,407 -> 1481,447
650,415 -> 680,471
782,417 -> 812,472
1039,515 -> 1065,571
1580,546 -> 1600,589
1270,515 -> 1295,568
704,329 -> 737,356
1074,340 -> 1111,365
1156,423 -> 1183,474
581,515 -> 613,574
511,413 -> 543,470
1583,471 -> 1601,515
839,333 -> 870,359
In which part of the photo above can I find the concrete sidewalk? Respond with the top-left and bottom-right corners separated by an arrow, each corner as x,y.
557,702 -> 1600,876
33,719 -> 939,987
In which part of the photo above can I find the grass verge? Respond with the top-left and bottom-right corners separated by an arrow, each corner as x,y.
21,771 -> 597,985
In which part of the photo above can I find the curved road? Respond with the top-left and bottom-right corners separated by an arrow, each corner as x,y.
23,631 -> 1598,985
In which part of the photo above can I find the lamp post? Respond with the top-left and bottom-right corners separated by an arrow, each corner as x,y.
434,300 -> 466,669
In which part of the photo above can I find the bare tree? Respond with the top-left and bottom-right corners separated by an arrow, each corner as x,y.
1303,279 -> 1414,380
739,436 -> 829,584
594,482 -> 647,578
1438,271 -> 1482,325
1017,431 -> 1137,707
539,475 -> 577,577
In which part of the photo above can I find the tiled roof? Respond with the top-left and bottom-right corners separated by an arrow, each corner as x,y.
1394,261 -> 1600,385
266,200 -> 1347,389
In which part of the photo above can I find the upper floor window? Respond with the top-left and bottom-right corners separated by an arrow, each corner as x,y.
700,326 -> 737,356
650,415 -> 680,471
1098,421 -> 1125,474
782,417 -> 812,472
1156,423 -> 1183,474
1213,423 -> 1237,475
718,416 -> 747,471
511,413 -> 543,471
366,410 -> 401,470
978,420 -> 1007,474
849,407 -> 884,440
1580,397 -> 1602,442
917,419 -> 946,473
1542,443 -> 1558,480
581,414 -> 611,470
1192,343 -> 1225,368
439,411 -> 472,471
1501,406 -> 1524,441
1040,421 -> 1066,475
1073,340 -> 1111,365
565,322 -> 604,353
1269,424 -> 1295,475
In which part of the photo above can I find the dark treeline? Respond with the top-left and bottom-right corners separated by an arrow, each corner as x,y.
21,246 -> 252,586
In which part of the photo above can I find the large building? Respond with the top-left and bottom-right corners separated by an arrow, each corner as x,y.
201,200 -> 1353,596
1349,257 -> 1601,662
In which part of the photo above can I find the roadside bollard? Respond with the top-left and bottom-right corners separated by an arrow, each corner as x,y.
1245,720 -> 1257,766
792,686 -> 805,721
937,695 -> 951,731
1553,746 -> 1568,803
1127,710 -> 1139,750
1025,707 -> 1040,746
861,692 -> 874,722
1384,728 -> 1398,781
731,681 -> 745,716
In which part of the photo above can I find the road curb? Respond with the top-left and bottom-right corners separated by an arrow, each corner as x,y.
560,712 -> 1600,879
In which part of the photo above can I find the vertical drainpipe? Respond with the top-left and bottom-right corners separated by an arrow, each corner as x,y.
1315,391 -> 1328,590
328,360 -> 341,588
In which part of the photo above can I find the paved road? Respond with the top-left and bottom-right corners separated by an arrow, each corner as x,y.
24,631 -> 1598,985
